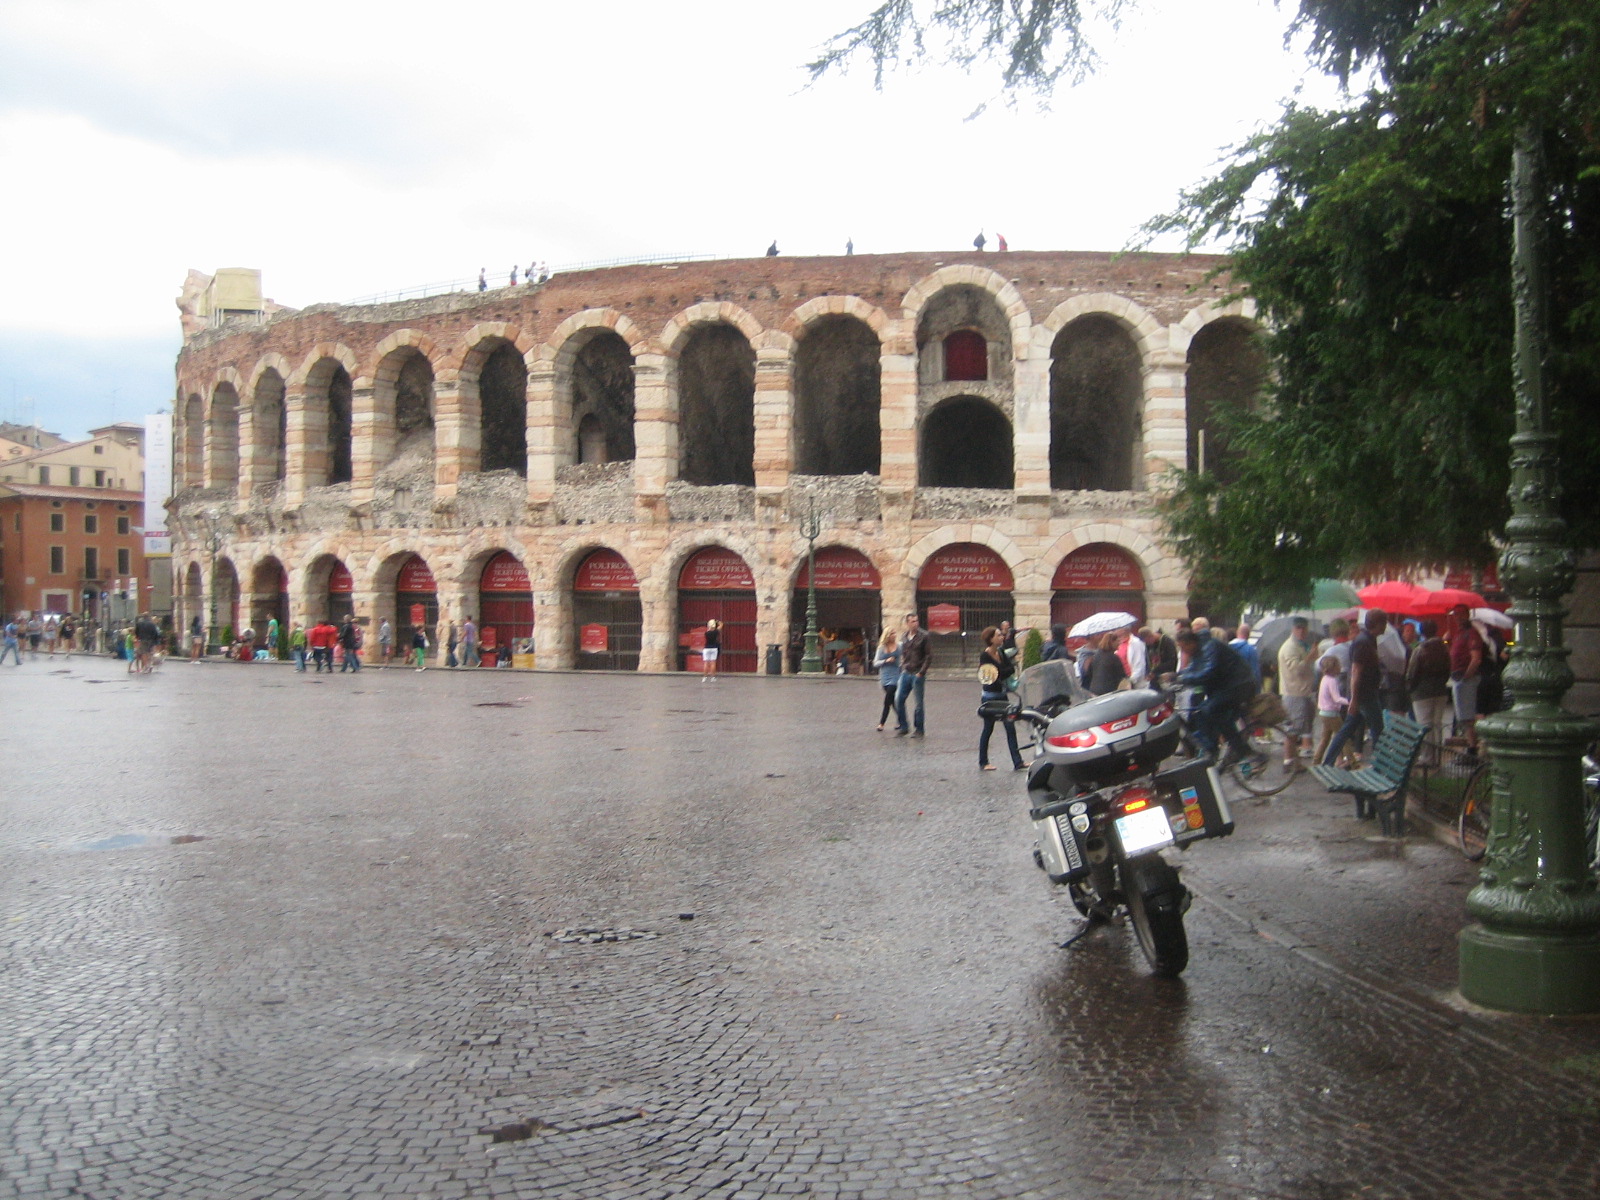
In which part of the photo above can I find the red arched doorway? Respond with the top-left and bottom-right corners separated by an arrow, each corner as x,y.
790,546 -> 881,674
573,549 -> 642,671
915,544 -> 1014,670
395,556 -> 437,652
1050,544 -> 1146,646
327,561 -> 355,624
677,548 -> 757,674
478,552 -> 532,666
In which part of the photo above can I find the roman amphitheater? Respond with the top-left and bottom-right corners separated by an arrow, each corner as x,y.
168,251 -> 1263,673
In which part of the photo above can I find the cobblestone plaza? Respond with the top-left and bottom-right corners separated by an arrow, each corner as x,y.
3,660 -> 1599,1198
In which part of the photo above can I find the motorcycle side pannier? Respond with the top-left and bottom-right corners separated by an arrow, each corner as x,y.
1151,758 -> 1234,845
1029,794 -> 1095,884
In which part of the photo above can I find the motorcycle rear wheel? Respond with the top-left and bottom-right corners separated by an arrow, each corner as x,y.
1126,876 -> 1189,977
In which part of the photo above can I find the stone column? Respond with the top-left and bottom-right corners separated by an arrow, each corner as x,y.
878,328 -> 918,502
753,345 -> 792,494
237,401 -> 258,502
284,384 -> 321,506
1013,347 -> 1051,500
526,358 -> 558,504
633,353 -> 673,520
433,375 -> 471,499
638,578 -> 675,673
1144,340 -> 1189,481
1013,587 -> 1052,639
349,382 -> 381,507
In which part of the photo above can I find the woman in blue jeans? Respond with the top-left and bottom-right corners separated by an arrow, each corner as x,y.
873,629 -> 901,730
977,626 -> 1024,771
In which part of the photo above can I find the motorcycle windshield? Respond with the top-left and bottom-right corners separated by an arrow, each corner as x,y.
1018,660 -> 1089,713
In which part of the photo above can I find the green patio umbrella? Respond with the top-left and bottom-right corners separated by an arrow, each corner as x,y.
1310,579 -> 1359,610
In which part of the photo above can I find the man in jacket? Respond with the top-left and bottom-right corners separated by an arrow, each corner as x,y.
893,612 -> 930,737
1175,630 -> 1263,771
308,619 -> 337,673
1277,617 -> 1319,770
338,618 -> 362,672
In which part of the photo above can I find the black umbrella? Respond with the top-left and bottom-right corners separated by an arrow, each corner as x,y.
1252,616 -> 1302,665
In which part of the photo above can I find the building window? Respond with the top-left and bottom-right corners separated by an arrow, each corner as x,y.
38,465 -> 49,485
117,502 -> 128,511
943,330 -> 989,382
117,548 -> 131,575
50,546 -> 65,574
85,502 -> 96,510
117,516 -> 130,534
94,444 -> 104,454
50,500 -> 62,508
94,469 -> 106,487
84,514 -> 98,534
84,547 -> 98,579
50,513 -> 65,532
70,466 -> 80,485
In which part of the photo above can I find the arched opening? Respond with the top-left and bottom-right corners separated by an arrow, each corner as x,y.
676,547 -> 757,673
789,547 -> 881,674
326,560 -> 355,624
920,397 -> 1013,488
253,369 -> 287,485
250,558 -> 289,654
915,285 -> 1011,389
1049,315 -> 1143,491
478,343 -> 527,475
571,330 -> 636,464
793,315 -> 881,476
374,348 -> 436,475
943,330 -> 988,381
1186,318 -> 1267,483
213,558 -> 240,640
573,548 -> 642,671
1050,544 -> 1146,647
677,324 -> 755,486
393,555 -> 437,655
306,359 -> 353,486
207,383 -> 240,491
915,544 -> 1014,671
182,394 -> 204,487
478,551 -> 533,666
183,561 -> 202,638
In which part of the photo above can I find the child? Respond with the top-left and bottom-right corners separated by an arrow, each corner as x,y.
1314,654 -> 1350,768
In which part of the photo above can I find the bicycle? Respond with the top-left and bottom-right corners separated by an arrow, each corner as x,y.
1457,755 -> 1491,861
1173,688 -> 1297,799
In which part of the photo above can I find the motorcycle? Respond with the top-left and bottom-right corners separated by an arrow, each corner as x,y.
1013,665 -> 1234,977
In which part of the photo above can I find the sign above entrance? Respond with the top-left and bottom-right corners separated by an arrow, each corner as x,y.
679,547 -> 755,591
927,603 -> 962,633
795,546 -> 881,590
579,623 -> 609,653
574,549 -> 640,592
480,551 -> 531,592
328,563 -> 354,594
919,544 -> 1013,591
397,556 -> 436,593
1052,544 -> 1143,591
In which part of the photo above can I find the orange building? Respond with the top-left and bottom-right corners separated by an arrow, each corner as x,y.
0,483 -> 147,621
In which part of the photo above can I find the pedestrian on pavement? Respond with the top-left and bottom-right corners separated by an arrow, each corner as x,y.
1317,617 -> 1354,693
189,614 -> 204,662
1323,609 -> 1388,766
1,617 -> 22,666
1229,624 -> 1262,688
412,624 -> 429,670
1277,617 -> 1319,770
265,616 -> 280,661
1447,603 -> 1486,755
1377,615 -> 1409,714
873,629 -> 901,730
1085,630 -> 1128,695
893,612 -> 930,737
445,621 -> 459,668
26,615 -> 42,657
58,615 -> 75,656
977,626 -> 1025,771
1407,618 -> 1451,766
377,617 -> 393,666
1118,625 -> 1148,686
1313,655 -> 1350,766
308,618 -> 337,673
460,616 -> 479,669
1149,626 -> 1178,677
701,619 -> 721,682
43,617 -> 58,656
338,618 -> 362,672
1039,624 -> 1069,663
289,624 -> 308,671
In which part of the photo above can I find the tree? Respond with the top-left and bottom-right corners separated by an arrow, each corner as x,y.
813,1 -> 1600,610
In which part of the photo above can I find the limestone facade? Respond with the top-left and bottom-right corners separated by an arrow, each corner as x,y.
169,251 -> 1261,670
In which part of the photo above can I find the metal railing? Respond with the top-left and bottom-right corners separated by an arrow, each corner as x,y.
344,252 -> 727,307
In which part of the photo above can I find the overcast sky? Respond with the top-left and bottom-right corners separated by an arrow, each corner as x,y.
0,0 -> 1342,440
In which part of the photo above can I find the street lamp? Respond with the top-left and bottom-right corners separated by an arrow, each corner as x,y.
200,515 -> 223,657
1458,126 -> 1600,1013
799,495 -> 823,674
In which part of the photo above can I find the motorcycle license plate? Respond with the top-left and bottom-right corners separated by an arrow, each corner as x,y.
1114,805 -> 1176,855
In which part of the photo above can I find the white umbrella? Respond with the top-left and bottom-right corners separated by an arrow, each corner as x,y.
1068,611 -> 1139,639
1472,607 -> 1513,630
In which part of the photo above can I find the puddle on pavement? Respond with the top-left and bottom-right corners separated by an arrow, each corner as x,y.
76,833 -> 209,851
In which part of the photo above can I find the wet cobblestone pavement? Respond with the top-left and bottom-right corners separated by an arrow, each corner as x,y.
3,658 -> 1598,1199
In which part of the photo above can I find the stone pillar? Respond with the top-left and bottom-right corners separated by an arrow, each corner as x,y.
753,345 -> 792,494
1013,346 -> 1052,502
526,358 -> 558,503
1144,340 -> 1189,481
433,376 -> 471,499
349,382 -> 381,506
878,331 -> 918,499
638,578 -> 675,673
1014,587 -> 1052,639
633,353 -> 673,519
237,401 -> 258,502
284,384 -> 321,505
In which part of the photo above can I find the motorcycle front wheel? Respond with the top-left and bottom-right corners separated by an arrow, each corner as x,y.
1125,871 -> 1189,977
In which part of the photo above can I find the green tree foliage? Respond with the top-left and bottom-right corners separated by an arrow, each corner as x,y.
1022,625 -> 1044,669
815,1 -> 1600,610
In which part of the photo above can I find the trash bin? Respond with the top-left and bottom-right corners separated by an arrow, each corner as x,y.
765,644 -> 783,675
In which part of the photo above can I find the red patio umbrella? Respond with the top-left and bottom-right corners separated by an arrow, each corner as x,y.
1356,580 -> 1432,615
1418,587 -> 1488,615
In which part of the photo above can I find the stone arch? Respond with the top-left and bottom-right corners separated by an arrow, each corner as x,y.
247,354 -> 292,488
900,525 -> 1027,589
920,395 -> 1013,488
669,317 -> 757,486
449,533 -> 537,591
457,326 -> 532,476
901,265 -> 1032,359
547,314 -> 642,467
1178,302 -> 1267,481
790,308 -> 883,476
180,392 -> 205,488
205,370 -> 244,491
367,332 -> 442,477
1036,293 -> 1166,364
1024,525 -> 1174,596
1048,314 -> 1145,491
658,301 -> 765,357
295,345 -> 360,487
910,281 -> 1019,402
783,295 -> 892,340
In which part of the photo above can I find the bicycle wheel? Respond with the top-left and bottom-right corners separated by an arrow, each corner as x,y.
1229,724 -> 1296,797
1457,765 -> 1491,861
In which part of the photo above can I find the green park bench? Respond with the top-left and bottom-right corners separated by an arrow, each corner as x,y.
1309,713 -> 1428,837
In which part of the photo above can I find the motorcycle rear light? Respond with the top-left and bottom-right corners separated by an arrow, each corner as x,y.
1148,701 -> 1174,724
1121,797 -> 1149,813
1118,786 -> 1156,814
1047,729 -> 1098,749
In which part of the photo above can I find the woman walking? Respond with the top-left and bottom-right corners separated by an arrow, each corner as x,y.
701,619 -> 721,682
873,629 -> 901,730
1085,630 -> 1129,695
977,625 -> 1025,771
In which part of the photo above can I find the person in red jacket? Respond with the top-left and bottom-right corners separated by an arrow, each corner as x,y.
307,619 -> 338,674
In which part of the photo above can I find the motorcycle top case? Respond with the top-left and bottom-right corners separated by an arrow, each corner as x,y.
1150,757 -> 1234,846
1037,688 -> 1182,788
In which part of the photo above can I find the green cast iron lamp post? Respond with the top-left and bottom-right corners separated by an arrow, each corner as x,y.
800,497 -> 823,674
1458,126 -> 1600,1013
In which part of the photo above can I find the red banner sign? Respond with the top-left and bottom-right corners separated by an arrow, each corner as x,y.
574,549 -> 640,592
918,544 -> 1013,591
328,563 -> 354,594
795,546 -> 881,590
410,603 -> 426,626
927,603 -> 962,633
1052,544 -> 1143,591
679,547 -> 755,591
580,623 -> 609,653
1445,564 -> 1500,591
480,551 -> 531,593
396,556 -> 436,593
